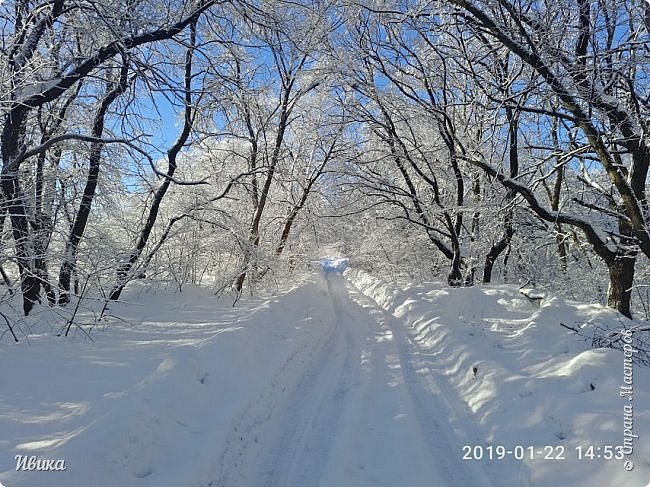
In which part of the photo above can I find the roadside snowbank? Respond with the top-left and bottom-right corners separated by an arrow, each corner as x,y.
2,268 -> 648,487
0,274 -> 336,487
345,268 -> 650,487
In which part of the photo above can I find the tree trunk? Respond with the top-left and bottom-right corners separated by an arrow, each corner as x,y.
447,231 -> 463,286
484,106 -> 518,284
109,22 -> 196,303
235,88 -> 291,293
59,62 -> 130,305
1,107 -> 41,315
549,121 -> 569,272
606,255 -> 635,319
483,231 -> 509,284
234,270 -> 247,294
0,207 -> 14,293
32,145 -> 63,307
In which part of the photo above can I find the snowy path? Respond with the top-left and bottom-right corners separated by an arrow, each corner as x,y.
3,272 -> 649,487
219,273 -> 496,487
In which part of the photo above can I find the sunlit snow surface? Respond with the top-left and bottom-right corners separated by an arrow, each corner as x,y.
0,271 -> 648,487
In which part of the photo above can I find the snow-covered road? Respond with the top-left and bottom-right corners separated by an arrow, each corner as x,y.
2,269 -> 648,487
218,273 -> 495,487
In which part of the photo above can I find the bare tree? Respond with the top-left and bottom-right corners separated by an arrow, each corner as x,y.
342,14 -> 488,285
1,0 -> 218,314
109,19 -> 199,302
217,7 -> 333,293
58,58 -> 132,305
440,0 -> 649,316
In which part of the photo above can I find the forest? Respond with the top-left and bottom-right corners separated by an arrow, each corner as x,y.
1,0 -> 649,324
2,2 -> 650,486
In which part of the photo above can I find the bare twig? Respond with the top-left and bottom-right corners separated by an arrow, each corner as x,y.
0,311 -> 19,342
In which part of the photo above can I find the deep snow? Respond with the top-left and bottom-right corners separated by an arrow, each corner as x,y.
0,265 -> 648,486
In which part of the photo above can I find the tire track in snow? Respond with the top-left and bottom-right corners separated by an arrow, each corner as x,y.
255,274 -> 360,487
344,278 -> 502,487
210,277 -> 341,487
216,273 -> 504,487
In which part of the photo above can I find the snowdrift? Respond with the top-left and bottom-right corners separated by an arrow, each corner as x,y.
1,269 -> 648,487
345,268 -> 650,487
0,275 -> 338,487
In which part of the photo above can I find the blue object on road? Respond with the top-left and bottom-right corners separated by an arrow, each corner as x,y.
318,258 -> 349,273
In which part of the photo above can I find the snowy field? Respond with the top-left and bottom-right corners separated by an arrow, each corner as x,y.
1,264 -> 649,487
